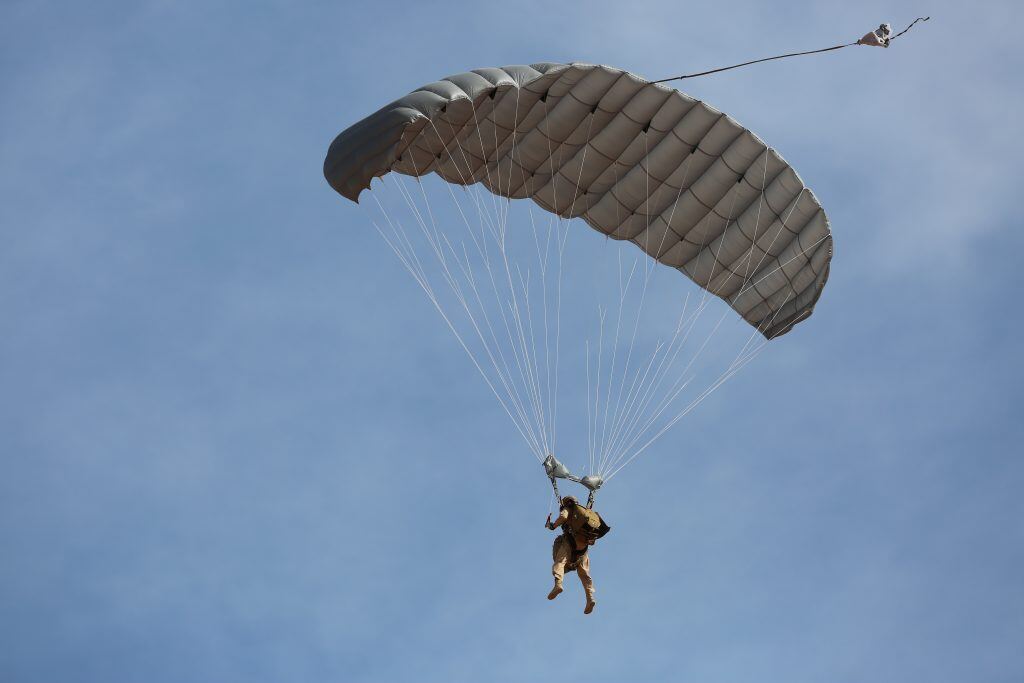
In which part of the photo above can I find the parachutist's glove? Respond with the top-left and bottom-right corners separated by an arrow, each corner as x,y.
545,514 -> 555,530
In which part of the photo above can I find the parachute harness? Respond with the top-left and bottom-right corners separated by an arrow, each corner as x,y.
653,18 -> 930,84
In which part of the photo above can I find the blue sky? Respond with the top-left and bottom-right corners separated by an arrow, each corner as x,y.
1,1 -> 1022,682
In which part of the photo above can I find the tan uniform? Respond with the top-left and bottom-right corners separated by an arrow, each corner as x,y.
548,507 -> 595,606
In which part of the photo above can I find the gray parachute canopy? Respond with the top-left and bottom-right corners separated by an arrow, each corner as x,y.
324,63 -> 832,338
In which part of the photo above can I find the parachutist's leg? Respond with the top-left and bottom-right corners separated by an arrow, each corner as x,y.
577,553 -> 596,614
549,537 -> 568,600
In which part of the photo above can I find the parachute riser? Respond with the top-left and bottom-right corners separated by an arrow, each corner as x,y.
548,475 -> 561,503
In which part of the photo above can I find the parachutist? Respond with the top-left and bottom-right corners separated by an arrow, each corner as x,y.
545,495 -> 610,615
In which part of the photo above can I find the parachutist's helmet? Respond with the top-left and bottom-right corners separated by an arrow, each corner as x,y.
560,495 -> 579,509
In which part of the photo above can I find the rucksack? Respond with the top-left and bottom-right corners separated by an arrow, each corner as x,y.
566,504 -> 610,544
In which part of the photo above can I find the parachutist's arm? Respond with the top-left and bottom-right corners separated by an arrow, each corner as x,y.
546,508 -> 568,530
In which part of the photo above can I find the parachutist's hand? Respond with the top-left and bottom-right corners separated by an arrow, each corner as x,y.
545,514 -> 553,529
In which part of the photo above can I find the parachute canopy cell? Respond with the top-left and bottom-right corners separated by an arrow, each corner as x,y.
324,62 -> 832,338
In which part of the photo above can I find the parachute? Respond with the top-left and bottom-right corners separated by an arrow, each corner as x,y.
324,62 -> 833,489
325,63 -> 831,339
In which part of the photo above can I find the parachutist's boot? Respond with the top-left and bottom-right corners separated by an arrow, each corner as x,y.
584,598 -> 596,614
547,582 -> 563,600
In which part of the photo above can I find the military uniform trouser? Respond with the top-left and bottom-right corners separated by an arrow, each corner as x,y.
552,535 -> 594,601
